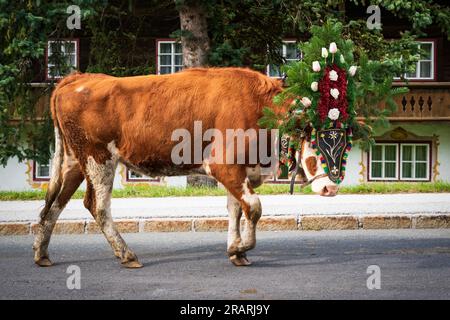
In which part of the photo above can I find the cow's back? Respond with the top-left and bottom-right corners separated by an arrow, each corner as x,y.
53,68 -> 282,170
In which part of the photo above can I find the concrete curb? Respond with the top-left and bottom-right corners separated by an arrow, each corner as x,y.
0,214 -> 449,236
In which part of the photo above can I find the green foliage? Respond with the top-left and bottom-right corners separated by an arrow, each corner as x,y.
352,0 -> 450,38
0,0 -> 91,166
0,0 -> 162,166
206,0 -> 289,71
260,19 -> 416,150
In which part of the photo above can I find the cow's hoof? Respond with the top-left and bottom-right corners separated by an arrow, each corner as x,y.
35,257 -> 53,267
229,254 -> 252,267
122,260 -> 143,269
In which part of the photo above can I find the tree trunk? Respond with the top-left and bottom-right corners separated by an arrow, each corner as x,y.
178,2 -> 210,67
177,1 -> 216,187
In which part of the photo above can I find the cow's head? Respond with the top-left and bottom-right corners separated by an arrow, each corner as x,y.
299,139 -> 339,197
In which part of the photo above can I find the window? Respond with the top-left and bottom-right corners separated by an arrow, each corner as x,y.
370,144 -> 398,180
369,142 -> 430,181
400,144 -> 429,180
156,40 -> 183,74
267,41 -> 301,78
126,169 -> 159,182
46,40 -> 78,79
34,160 -> 51,181
399,41 -> 435,80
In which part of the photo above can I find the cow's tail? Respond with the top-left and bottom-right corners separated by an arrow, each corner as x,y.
41,87 -> 65,215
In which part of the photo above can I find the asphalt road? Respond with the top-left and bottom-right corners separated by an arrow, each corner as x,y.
0,230 -> 449,299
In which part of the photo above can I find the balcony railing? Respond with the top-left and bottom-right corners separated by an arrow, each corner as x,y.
388,82 -> 450,120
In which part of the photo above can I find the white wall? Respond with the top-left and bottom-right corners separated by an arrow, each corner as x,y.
340,145 -> 363,186
0,157 -> 32,191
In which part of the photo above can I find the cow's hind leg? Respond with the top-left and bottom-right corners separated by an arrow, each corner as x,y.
33,154 -> 84,266
211,165 -> 262,266
84,156 -> 142,268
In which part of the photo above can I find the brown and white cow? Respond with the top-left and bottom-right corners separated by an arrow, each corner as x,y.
33,67 -> 338,268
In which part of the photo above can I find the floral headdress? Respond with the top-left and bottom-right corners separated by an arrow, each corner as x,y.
259,21 -> 409,187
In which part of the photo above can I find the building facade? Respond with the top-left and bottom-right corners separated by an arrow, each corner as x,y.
1,8 -> 449,191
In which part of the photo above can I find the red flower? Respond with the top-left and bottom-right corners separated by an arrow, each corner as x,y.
316,64 -> 348,123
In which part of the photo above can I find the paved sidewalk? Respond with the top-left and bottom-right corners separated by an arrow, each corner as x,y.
0,193 -> 449,222
0,193 -> 449,235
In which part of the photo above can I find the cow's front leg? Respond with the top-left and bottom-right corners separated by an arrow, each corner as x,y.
226,192 -> 251,266
238,178 -> 262,259
227,178 -> 262,266
212,165 -> 262,266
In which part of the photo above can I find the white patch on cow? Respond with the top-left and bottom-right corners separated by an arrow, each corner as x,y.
300,140 -> 336,193
85,141 -> 121,241
75,86 -> 85,93
202,159 -> 212,176
241,178 -> 261,213
85,151 -> 136,261
86,156 -> 115,212
50,127 -> 62,182
86,143 -> 119,213
226,193 -> 242,250
107,141 -> 121,160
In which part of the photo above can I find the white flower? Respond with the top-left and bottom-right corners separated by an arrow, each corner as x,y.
340,54 -> 345,64
329,70 -> 338,81
310,81 -> 318,92
328,108 -> 340,120
329,42 -> 338,54
312,61 -> 321,72
330,88 -> 339,100
301,97 -> 312,107
321,48 -> 328,58
349,65 -> 357,76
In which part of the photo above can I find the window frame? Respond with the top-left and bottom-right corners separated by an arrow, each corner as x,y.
368,143 -> 399,181
368,141 -> 431,182
155,39 -> 183,75
266,39 -> 301,78
394,39 -> 437,82
33,160 -> 51,182
45,39 -> 79,81
399,143 -> 430,181
126,168 -> 160,182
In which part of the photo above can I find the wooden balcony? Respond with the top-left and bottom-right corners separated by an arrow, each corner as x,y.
388,82 -> 450,121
